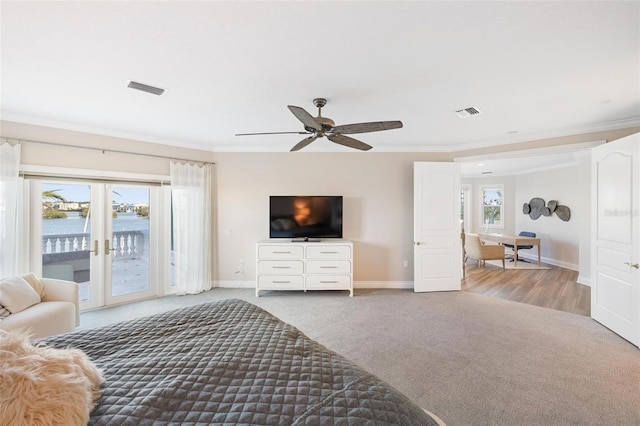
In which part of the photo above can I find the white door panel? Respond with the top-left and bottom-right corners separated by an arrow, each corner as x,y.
591,134 -> 639,347
414,162 -> 461,292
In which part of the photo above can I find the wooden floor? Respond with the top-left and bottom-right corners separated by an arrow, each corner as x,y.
461,260 -> 591,316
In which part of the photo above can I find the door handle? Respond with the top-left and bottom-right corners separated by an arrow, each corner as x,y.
105,239 -> 117,255
414,241 -> 422,245
624,262 -> 639,269
89,240 -> 99,256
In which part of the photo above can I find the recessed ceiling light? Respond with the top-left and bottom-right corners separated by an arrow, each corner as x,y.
127,80 -> 165,96
477,163 -> 485,167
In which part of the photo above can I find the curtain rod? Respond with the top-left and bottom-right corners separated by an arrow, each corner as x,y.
2,137 -> 214,165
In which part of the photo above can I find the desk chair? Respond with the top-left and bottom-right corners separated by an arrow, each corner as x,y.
504,231 -> 536,262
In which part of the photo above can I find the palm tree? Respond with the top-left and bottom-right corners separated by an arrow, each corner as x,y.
42,189 -> 68,218
43,189 -> 68,204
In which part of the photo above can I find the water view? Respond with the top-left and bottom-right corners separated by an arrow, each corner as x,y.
43,211 -> 149,235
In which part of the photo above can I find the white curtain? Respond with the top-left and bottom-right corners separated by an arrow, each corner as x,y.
0,141 -> 21,278
170,161 -> 212,294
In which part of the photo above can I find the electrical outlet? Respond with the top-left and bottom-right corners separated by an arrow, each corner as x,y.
239,260 -> 245,273
403,260 -> 409,268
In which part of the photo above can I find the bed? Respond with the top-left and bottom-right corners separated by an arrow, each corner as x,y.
39,298 -> 442,425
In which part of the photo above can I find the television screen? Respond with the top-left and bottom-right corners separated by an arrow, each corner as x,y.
269,196 -> 343,239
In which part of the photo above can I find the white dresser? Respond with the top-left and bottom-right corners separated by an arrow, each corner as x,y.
256,239 -> 353,297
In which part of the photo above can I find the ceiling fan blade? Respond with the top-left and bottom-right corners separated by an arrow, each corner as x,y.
332,120 -> 403,134
290,135 -> 318,152
327,134 -> 372,151
287,105 -> 322,131
236,131 -> 310,136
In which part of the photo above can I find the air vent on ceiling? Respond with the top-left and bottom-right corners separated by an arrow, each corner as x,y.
127,80 -> 165,96
455,107 -> 481,118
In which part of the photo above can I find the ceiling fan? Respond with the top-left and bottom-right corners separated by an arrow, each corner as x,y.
236,98 -> 403,151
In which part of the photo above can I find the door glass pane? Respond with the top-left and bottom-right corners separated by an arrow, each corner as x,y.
110,186 -> 150,297
41,183 -> 92,302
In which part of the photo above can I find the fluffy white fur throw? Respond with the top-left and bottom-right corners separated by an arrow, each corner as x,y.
0,330 -> 103,425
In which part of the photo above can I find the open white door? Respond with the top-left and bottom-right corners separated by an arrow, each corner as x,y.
414,162 -> 461,292
591,134 -> 639,347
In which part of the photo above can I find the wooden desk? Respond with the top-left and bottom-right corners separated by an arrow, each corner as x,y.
479,233 -> 541,267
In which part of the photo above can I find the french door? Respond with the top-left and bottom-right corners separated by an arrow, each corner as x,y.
32,179 -> 162,310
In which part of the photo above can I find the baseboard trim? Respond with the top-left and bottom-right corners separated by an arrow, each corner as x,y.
515,253 -> 579,271
355,281 -> 414,290
215,280 -> 254,289
577,275 -> 591,287
212,281 -> 415,290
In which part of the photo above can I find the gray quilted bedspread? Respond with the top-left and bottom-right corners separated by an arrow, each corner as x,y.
40,299 -> 437,425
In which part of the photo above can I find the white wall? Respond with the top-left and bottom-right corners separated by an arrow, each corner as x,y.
212,152 -> 445,287
514,162 -> 588,271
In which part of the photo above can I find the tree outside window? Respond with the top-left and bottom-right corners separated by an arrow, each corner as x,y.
480,185 -> 503,228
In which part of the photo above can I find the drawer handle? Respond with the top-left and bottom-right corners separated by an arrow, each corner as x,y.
320,280 -> 338,284
272,280 -> 291,284
320,251 -> 339,254
273,251 -> 292,254
320,266 -> 338,269
272,266 -> 291,269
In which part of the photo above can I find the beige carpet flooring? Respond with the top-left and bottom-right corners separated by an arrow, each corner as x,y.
80,288 -> 640,426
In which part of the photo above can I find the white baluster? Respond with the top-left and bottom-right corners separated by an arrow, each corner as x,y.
45,238 -> 51,254
132,234 -> 138,256
54,238 -> 61,253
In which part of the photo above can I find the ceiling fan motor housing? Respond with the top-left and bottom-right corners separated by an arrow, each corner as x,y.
311,98 -> 334,134
315,117 -> 335,134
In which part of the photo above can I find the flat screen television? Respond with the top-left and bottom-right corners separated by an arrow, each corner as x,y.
269,196 -> 343,240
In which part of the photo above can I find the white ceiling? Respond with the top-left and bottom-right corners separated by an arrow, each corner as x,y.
1,1 -> 639,156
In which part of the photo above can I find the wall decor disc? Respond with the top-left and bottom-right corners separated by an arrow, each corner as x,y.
556,205 -> 571,221
548,200 -> 558,213
542,207 -> 551,217
529,208 -> 542,220
529,197 -> 545,210
523,203 -> 531,214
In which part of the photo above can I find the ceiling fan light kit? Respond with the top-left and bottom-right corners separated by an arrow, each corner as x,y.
236,98 -> 403,152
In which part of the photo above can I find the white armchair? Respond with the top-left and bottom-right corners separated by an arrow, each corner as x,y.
0,277 -> 79,339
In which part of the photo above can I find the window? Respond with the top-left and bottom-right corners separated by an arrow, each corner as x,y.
480,184 -> 503,229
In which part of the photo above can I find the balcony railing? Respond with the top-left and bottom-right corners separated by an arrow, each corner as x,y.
43,230 -> 146,259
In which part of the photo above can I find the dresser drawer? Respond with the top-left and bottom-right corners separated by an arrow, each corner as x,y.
306,275 -> 351,290
258,260 -> 304,274
306,260 -> 351,274
306,245 -> 351,259
258,245 -> 304,259
258,275 -> 304,290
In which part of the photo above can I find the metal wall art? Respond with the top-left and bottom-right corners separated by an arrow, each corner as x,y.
522,198 -> 571,221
